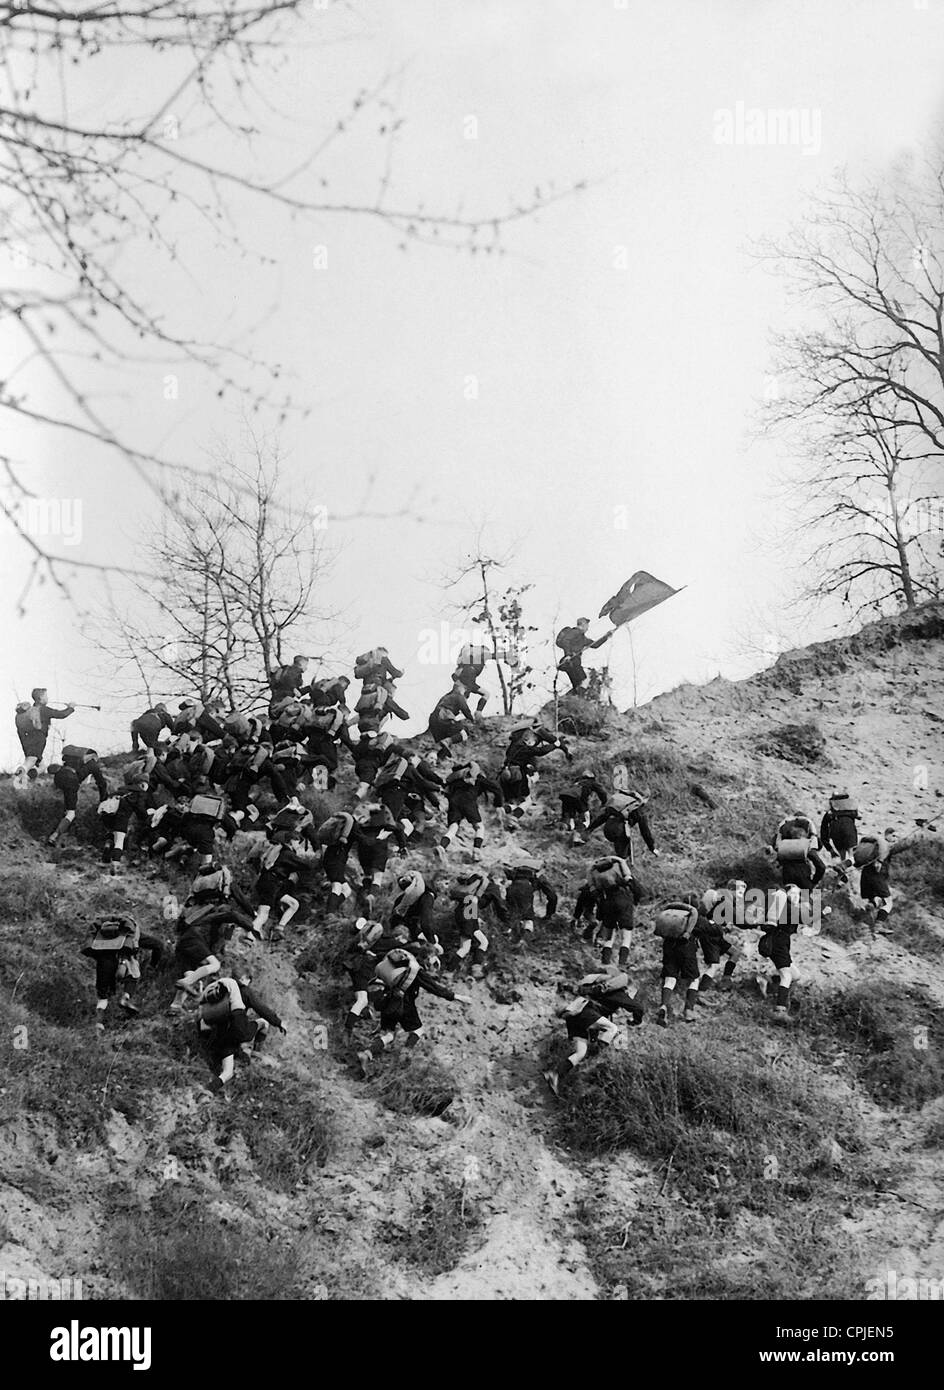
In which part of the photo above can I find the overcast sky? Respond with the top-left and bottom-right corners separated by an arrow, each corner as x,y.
3,0 -> 944,765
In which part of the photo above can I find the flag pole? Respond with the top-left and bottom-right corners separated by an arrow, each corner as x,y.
626,623 -> 638,708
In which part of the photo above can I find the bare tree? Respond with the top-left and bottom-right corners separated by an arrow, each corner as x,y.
97,438 -> 335,709
758,154 -> 944,617
441,543 -> 540,715
0,2 -> 586,599
802,404 -> 941,612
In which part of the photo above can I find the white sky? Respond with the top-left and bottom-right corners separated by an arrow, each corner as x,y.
3,0 -> 944,765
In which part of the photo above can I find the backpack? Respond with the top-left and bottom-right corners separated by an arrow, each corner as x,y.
260,842 -> 285,872
603,819 -> 635,862
581,970 -> 631,995
588,857 -> 632,891
309,676 -> 337,700
829,794 -> 858,815
97,796 -> 121,817
189,745 -> 215,777
500,764 -> 527,790
555,627 -> 580,653
778,816 -> 812,838
354,649 -> 380,679
181,902 -> 221,931
228,744 -> 264,775
356,684 -> 386,714
373,949 -> 420,993
189,794 -> 225,821
224,712 -> 252,740
272,699 -> 304,726
61,744 -> 90,763
775,834 -> 811,864
448,761 -> 481,787
853,835 -> 884,867
123,759 -> 149,787
174,701 -> 202,727
606,789 -> 646,816
272,803 -> 313,835
270,740 -> 302,765
561,994 -> 592,1018
192,866 -> 231,899
393,872 -> 426,916
307,707 -> 343,734
654,902 -> 699,940
509,865 -> 538,884
374,756 -> 409,789
451,871 -> 488,903
317,812 -> 354,846
87,916 -> 136,953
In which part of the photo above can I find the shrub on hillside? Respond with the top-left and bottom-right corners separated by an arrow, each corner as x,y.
579,1199 -> 864,1301
555,1037 -> 859,1206
922,1110 -> 944,1149
753,721 -> 826,765
372,1053 -> 459,1117
820,895 -> 872,946
294,942 -> 322,977
3,1017 -> 191,1143
21,970 -> 91,1028
613,743 -> 705,810
880,902 -> 943,959
0,939 -> 92,1026
378,1179 -> 483,1276
54,880 -> 149,930
893,837 -> 944,905
215,1072 -> 338,1190
703,848 -> 777,889
802,983 -> 944,1109
106,1189 -> 303,1300
0,927 -> 171,1027
550,695 -> 613,740
0,866 -> 59,922
13,787 -> 104,846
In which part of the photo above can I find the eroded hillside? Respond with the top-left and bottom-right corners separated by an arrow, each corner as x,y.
1,605 -> 943,1300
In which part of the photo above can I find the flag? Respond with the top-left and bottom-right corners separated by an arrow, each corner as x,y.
599,571 -> 683,628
